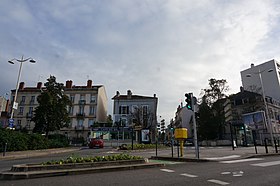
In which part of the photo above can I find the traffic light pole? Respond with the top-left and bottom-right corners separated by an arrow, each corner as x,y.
190,93 -> 199,159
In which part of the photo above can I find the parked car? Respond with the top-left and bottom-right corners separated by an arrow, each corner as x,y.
88,138 -> 104,148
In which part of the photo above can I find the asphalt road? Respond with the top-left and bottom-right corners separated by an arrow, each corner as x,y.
1,154 -> 280,185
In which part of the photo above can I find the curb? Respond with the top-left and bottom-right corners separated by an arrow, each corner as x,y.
0,163 -> 164,180
150,156 -> 212,162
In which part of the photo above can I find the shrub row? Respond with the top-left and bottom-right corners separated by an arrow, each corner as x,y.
0,128 -> 69,152
125,143 -> 166,150
42,154 -> 143,165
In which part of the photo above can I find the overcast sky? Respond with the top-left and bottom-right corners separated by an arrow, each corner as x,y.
1,0 -> 280,122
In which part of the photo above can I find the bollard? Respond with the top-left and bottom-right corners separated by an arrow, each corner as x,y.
155,139 -> 158,157
3,142 -> 7,157
264,138 -> 268,154
274,139 -> 278,153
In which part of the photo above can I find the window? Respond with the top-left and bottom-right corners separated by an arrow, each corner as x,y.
70,95 -> 75,103
89,106 -> 95,115
88,119 -> 94,127
17,120 -> 21,127
132,105 -> 138,113
119,105 -> 129,114
142,105 -> 148,116
30,96 -> 35,104
78,119 -> 84,126
19,107 -> 24,115
90,95 -> 96,103
79,106 -> 84,114
68,106 -> 73,115
29,107 -> 33,114
80,95 -> 85,100
21,96 -> 26,104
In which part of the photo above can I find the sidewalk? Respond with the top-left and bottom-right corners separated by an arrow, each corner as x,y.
151,145 -> 280,161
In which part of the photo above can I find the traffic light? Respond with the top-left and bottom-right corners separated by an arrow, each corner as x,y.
185,93 -> 193,110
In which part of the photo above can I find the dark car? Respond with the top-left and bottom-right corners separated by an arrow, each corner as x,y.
88,138 -> 104,148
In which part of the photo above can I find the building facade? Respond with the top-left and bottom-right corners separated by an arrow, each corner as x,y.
9,80 -> 107,141
241,59 -> 280,102
224,88 -> 280,145
0,96 -> 9,128
112,90 -> 158,143
174,104 -> 193,139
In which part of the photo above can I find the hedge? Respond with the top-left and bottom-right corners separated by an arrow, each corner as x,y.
0,128 -> 69,152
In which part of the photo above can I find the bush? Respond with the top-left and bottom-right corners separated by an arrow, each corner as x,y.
123,143 -> 166,150
0,129 -> 69,152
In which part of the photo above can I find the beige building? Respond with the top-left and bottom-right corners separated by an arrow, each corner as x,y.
9,80 -> 107,141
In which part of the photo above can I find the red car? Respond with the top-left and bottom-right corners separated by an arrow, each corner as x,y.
88,138 -> 104,148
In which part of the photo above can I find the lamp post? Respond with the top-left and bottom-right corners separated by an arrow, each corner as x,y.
8,56 -> 36,123
246,68 -> 274,146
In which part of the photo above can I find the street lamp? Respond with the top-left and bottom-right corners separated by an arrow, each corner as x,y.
8,56 -> 36,124
246,68 -> 274,146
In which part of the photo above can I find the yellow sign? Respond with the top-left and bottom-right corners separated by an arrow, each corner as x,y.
174,128 -> 188,139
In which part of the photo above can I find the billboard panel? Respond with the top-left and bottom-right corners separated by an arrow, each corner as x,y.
242,111 -> 266,130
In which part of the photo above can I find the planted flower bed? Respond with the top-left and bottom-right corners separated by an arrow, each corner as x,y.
11,154 -> 145,172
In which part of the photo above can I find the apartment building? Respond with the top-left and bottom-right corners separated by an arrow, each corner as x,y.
112,90 -> 158,143
0,96 -> 9,128
9,80 -> 107,140
241,59 -> 280,102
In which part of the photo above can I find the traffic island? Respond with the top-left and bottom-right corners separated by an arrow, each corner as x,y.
0,159 -> 164,180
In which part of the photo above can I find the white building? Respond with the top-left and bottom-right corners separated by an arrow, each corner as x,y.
174,105 -> 193,138
112,90 -> 158,142
9,80 -> 108,141
241,59 -> 280,102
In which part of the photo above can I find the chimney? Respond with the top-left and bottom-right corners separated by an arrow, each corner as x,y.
240,86 -> 244,92
37,82 -> 42,89
19,82 -> 25,90
127,90 -> 132,99
87,80 -> 92,88
154,94 -> 156,98
251,63 -> 254,68
116,91 -> 120,97
66,80 -> 72,88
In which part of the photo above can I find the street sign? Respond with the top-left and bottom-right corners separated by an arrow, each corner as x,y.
9,118 -> 14,128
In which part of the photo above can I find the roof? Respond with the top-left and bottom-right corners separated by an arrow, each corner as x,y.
229,90 -> 261,100
112,95 -> 157,100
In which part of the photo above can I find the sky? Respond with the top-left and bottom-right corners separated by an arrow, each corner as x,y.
1,0 -> 280,122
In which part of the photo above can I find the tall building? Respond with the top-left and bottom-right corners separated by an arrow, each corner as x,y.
0,96 -> 9,128
112,90 -> 158,143
241,59 -> 280,101
9,80 -> 107,141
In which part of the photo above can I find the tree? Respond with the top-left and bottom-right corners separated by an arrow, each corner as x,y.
201,78 -> 229,106
197,78 -> 229,140
130,107 -> 154,129
32,76 -> 71,137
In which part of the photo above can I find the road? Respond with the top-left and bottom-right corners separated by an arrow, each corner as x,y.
1,152 -> 280,185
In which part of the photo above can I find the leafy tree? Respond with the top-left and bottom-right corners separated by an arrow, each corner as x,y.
197,78 -> 229,140
32,76 -> 71,137
201,78 -> 229,106
107,114 -> 113,127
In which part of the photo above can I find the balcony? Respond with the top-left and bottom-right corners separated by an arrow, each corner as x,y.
76,113 -> 85,119
26,113 -> 33,118
79,100 -> 86,105
75,126 -> 85,131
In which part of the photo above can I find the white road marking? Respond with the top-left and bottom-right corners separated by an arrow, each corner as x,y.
160,169 -> 175,173
232,171 -> 244,177
220,158 -> 263,164
207,179 -> 230,185
205,155 -> 240,160
180,173 -> 198,178
251,160 -> 280,167
221,172 -> 231,175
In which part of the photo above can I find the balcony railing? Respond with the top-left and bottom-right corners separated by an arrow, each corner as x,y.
76,113 -> 85,118
26,113 -> 33,118
75,126 -> 85,130
79,100 -> 86,105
